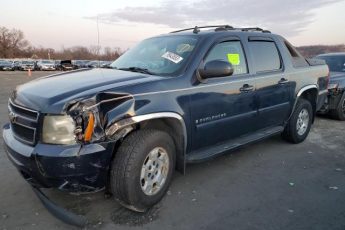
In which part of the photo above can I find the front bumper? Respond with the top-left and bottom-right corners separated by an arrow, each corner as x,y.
1,67 -> 13,70
41,66 -> 56,70
3,123 -> 115,192
62,66 -> 73,70
317,90 -> 328,112
318,88 -> 344,113
32,186 -> 87,227
21,66 -> 34,70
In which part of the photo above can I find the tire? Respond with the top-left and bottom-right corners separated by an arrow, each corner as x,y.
330,93 -> 345,121
110,129 -> 176,212
282,98 -> 313,143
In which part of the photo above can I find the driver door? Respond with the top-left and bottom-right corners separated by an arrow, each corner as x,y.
190,39 -> 258,150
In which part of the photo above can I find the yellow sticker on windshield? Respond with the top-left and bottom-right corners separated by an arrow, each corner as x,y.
227,53 -> 240,65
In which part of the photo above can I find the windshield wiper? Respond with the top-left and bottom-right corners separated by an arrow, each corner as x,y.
118,67 -> 155,75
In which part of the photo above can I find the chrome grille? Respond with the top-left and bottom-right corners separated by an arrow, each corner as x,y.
8,100 -> 39,145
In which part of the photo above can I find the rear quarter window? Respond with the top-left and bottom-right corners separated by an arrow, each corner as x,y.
284,40 -> 309,68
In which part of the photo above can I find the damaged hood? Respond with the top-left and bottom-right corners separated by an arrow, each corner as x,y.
13,68 -> 164,113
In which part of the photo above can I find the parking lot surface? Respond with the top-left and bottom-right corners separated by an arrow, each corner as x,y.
0,71 -> 344,230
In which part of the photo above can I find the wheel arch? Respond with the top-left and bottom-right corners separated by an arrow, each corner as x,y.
108,112 -> 187,174
293,85 -> 318,123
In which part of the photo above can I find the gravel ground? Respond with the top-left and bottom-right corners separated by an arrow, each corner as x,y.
0,71 -> 344,230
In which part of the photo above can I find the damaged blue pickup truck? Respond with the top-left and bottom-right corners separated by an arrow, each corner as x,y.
3,25 -> 329,226
316,53 -> 345,120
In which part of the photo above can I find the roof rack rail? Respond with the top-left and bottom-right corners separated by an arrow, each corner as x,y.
237,27 -> 271,33
216,26 -> 271,33
170,25 -> 233,34
170,25 -> 271,34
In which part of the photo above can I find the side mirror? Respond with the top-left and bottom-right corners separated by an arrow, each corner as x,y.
199,60 -> 234,79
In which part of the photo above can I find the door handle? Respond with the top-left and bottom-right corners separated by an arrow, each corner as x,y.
278,78 -> 289,85
239,84 -> 254,92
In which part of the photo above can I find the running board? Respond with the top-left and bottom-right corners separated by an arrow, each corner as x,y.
186,126 -> 284,163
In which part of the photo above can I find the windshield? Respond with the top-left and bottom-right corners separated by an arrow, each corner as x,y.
42,60 -> 54,64
317,55 -> 345,72
111,35 -> 198,76
22,61 -> 34,65
0,61 -> 11,65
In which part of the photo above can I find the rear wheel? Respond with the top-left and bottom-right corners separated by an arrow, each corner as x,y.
110,129 -> 175,212
330,93 -> 345,121
282,98 -> 313,143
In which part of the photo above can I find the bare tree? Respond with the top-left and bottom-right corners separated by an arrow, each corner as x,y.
103,46 -> 121,61
297,45 -> 345,58
0,26 -> 126,60
26,46 -> 56,59
70,46 -> 93,60
0,26 -> 29,58
88,45 -> 101,57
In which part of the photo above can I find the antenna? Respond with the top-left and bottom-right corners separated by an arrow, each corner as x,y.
97,16 -> 100,67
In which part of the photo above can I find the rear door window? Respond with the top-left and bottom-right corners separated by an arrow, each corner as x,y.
248,41 -> 282,73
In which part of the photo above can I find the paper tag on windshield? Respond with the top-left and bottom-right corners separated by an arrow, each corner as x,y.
162,51 -> 183,64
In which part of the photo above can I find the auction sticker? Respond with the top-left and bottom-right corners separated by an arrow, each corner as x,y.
162,51 -> 183,64
227,53 -> 240,65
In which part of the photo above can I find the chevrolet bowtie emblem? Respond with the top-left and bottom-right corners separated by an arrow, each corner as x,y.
9,111 -> 16,123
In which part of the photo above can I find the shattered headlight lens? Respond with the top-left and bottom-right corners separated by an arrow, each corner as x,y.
42,115 -> 76,145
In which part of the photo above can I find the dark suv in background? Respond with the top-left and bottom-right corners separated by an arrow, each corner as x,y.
56,60 -> 74,71
316,53 -> 345,120
0,60 -> 14,71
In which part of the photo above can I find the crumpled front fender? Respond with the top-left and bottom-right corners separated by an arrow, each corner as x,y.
64,92 -> 136,143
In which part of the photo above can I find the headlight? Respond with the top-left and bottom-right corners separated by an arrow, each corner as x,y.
42,115 -> 76,145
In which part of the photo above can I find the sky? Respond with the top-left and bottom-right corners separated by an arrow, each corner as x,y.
1,0 -> 344,50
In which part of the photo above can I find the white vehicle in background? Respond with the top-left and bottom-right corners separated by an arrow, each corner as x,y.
36,60 -> 56,71
18,60 -> 35,71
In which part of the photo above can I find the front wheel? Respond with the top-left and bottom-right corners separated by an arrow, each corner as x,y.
282,98 -> 313,143
110,129 -> 175,212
